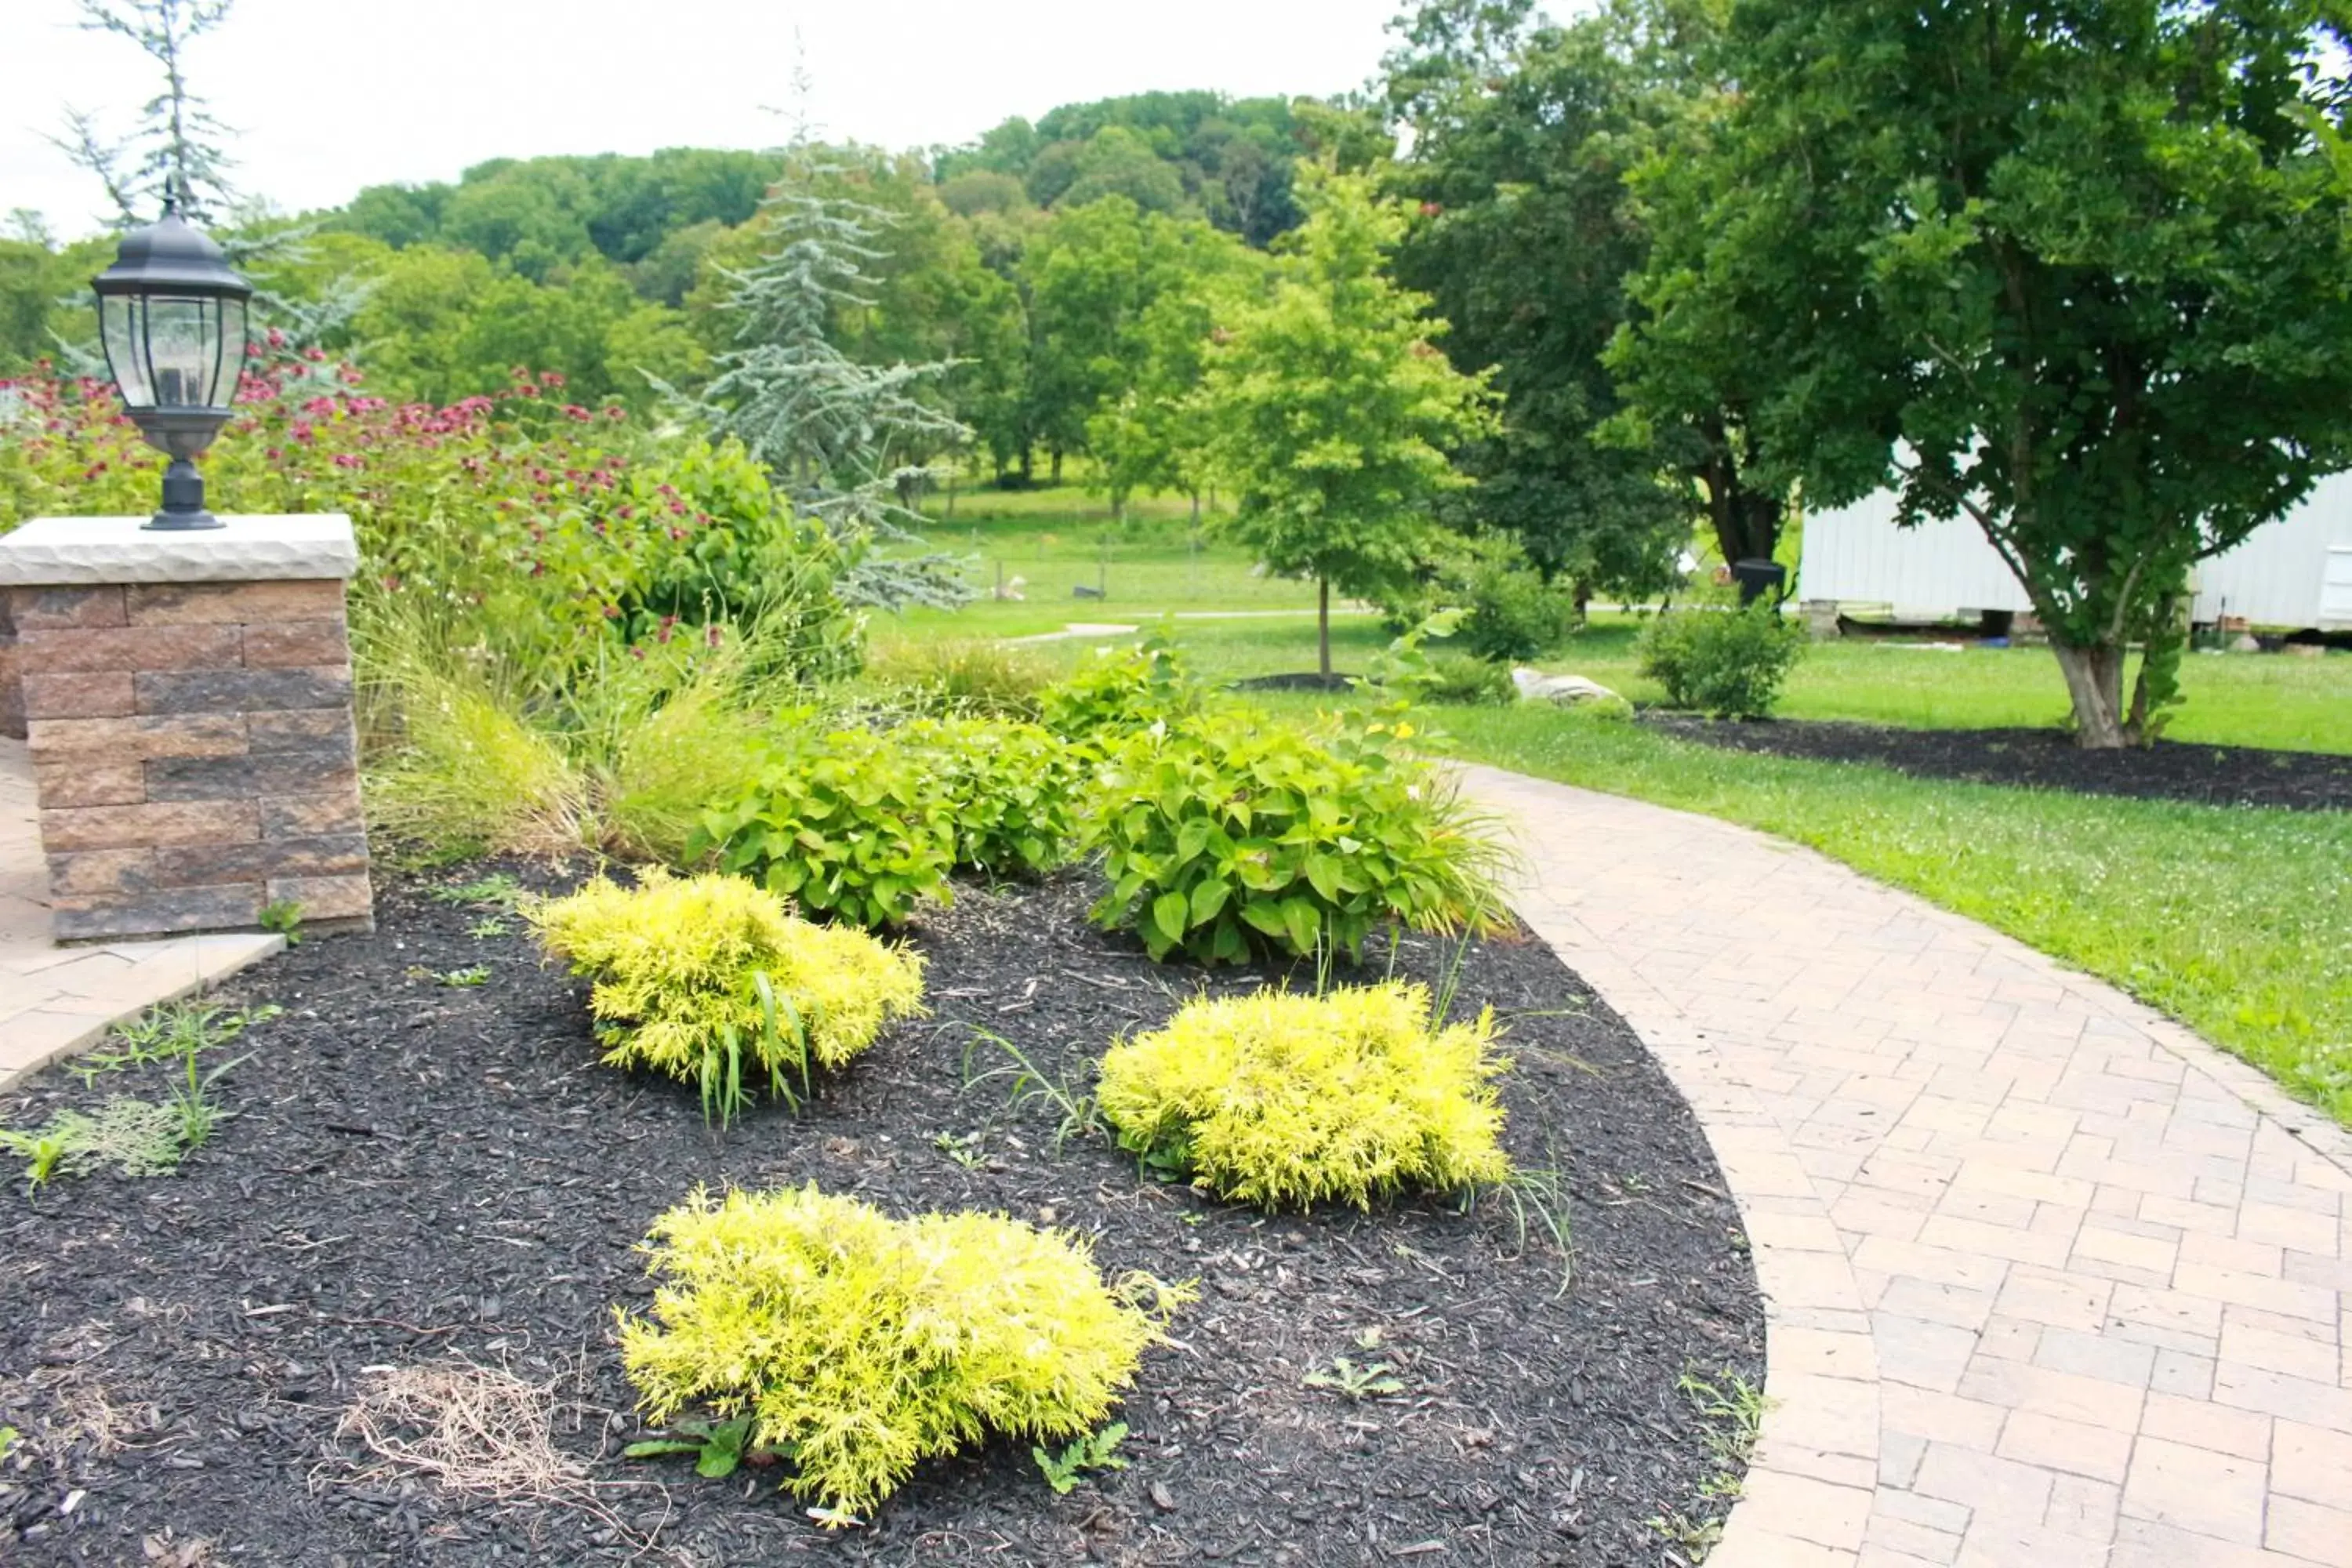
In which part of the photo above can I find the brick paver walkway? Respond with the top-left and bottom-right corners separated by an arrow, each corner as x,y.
1463,765 -> 2352,1568
0,736 -> 280,1090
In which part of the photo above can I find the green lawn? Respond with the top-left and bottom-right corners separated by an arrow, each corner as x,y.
877,543 -> 2352,1123
891,485 -> 1323,639
888,489 -> 2352,751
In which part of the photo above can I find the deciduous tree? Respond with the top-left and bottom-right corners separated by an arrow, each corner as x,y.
1622,0 -> 2352,746
1200,166 -> 1495,675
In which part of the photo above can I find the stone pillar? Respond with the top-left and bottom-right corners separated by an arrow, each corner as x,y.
0,514 -> 374,942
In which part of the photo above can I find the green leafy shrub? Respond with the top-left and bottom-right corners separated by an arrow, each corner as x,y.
1083,709 -> 1506,964
1458,559 -> 1580,663
1638,603 -> 1807,718
1421,651 -> 1514,706
619,1184 -> 1189,1519
863,639 -> 1053,720
1036,637 -> 1216,741
1375,539 -> 1576,662
695,726 -> 958,928
896,717 -> 1089,880
528,871 -> 924,1123
1098,982 -> 1512,1209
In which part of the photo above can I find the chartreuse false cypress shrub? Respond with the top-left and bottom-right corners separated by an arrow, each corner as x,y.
1083,708 -> 1507,964
894,717 -> 1090,880
528,871 -> 924,1124
1097,982 -> 1511,1210
693,724 -> 959,928
619,1184 -> 1191,1522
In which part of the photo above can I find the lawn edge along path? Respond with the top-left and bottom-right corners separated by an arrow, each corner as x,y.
1462,764 -> 2352,1568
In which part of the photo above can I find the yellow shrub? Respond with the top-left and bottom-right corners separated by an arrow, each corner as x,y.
528,871 -> 924,1121
1098,982 -> 1512,1210
619,1185 -> 1187,1518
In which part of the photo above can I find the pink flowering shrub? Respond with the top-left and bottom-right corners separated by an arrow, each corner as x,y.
0,358 -> 858,681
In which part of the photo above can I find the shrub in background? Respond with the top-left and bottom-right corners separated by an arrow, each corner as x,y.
1375,538 -> 1577,663
529,871 -> 924,1125
1098,982 -> 1511,1209
1036,636 -> 1217,742
695,726 -> 957,928
1083,707 -> 1506,964
1457,557 -> 1581,664
1421,651 -> 1514,706
1638,602 -> 1807,719
620,1184 -> 1187,1519
897,717 -> 1088,880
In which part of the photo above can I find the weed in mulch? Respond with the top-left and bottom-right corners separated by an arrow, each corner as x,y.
0,866 -> 1763,1566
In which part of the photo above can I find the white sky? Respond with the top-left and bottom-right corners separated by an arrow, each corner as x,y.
2,0 -> 1403,241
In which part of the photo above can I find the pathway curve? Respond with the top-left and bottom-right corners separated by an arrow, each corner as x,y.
0,737 -> 280,1090
1462,765 -> 2352,1568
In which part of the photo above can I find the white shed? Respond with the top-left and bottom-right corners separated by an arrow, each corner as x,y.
1800,473 -> 2352,629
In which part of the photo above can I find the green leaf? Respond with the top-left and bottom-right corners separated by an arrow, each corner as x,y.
622,1439 -> 705,1460
1281,896 -> 1323,956
1151,891 -> 1192,944
1189,877 -> 1232,926
1305,853 -> 1343,902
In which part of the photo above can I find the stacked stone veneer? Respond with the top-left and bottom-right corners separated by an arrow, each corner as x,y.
1,514 -> 373,942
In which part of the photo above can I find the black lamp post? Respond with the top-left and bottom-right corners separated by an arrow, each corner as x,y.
91,205 -> 255,532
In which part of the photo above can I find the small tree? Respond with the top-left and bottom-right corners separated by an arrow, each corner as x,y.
1621,0 -> 2352,746
1199,165 -> 1495,676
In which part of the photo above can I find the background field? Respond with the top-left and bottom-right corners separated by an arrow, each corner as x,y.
890,486 -> 2352,752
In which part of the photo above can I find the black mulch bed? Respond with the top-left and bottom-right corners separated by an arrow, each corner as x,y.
1,869 -> 1762,1566
1232,673 -> 1358,693
1647,713 -> 2352,811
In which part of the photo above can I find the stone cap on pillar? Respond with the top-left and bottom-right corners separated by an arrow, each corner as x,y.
0,514 -> 358,586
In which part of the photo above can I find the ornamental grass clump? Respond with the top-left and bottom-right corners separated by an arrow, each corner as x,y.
1097,982 -> 1512,1210
619,1185 -> 1188,1521
528,871 -> 924,1125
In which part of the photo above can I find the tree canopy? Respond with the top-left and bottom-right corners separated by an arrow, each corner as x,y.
1621,0 -> 2352,745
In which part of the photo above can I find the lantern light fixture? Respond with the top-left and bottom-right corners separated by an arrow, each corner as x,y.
90,202 -> 256,531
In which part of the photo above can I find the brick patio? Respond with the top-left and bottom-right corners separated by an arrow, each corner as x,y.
1464,766 -> 2352,1568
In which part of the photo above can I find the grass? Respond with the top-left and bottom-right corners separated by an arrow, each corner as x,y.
887,485 -> 1327,639
885,495 -> 2352,751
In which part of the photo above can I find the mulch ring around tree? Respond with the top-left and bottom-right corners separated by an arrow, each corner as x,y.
0,868 -> 1762,1567
1646,713 -> 2352,811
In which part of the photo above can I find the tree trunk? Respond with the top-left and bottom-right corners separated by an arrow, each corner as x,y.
1698,431 -> 1782,565
1318,577 -> 1331,679
1018,446 -> 1033,486
2050,639 -> 2131,749
1189,491 -> 1201,528
1050,448 -> 1064,485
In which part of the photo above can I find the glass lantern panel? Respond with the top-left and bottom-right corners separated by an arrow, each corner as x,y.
205,296 -> 250,407
99,293 -> 154,408
145,296 -> 222,409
